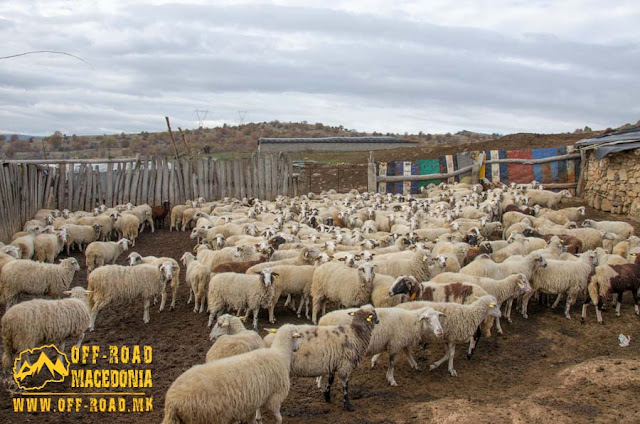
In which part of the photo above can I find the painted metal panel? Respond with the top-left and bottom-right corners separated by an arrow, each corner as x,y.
532,148 -> 558,184
566,145 -> 576,183
386,161 -> 395,194
417,159 -> 441,188
403,161 -> 412,195
411,162 -> 419,194
395,161 -> 403,194
506,150 -> 534,183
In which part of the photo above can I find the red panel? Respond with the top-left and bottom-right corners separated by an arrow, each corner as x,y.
506,150 -> 534,183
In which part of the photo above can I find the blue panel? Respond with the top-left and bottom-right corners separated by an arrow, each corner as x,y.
499,150 -> 508,183
411,162 -> 419,194
386,161 -> 395,193
532,148 -> 558,183
395,161 -> 403,194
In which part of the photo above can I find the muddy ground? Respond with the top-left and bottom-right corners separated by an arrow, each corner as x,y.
1,204 -> 640,424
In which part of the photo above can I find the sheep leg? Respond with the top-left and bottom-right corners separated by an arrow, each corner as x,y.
89,301 -> 106,331
386,354 -> 398,386
76,331 -> 86,348
632,291 -> 640,315
199,296 -> 206,314
595,305 -> 604,323
429,345 -> 450,371
371,353 -> 382,368
143,298 -> 151,323
187,287 -> 193,305
580,298 -> 590,323
149,218 -> 155,233
521,291 -> 534,319
312,298 -> 323,324
169,276 -> 178,310
615,299 -> 622,317
447,343 -> 457,377
505,299 -> 513,323
296,295 -> 305,318
252,307 -> 259,332
341,376 -> 354,411
322,372 -> 335,403
159,288 -> 167,312
551,293 -> 563,309
207,309 -> 218,327
564,294 -> 575,319
495,315 -> 504,334
403,347 -> 420,370
305,297 -> 311,320
269,290 -> 281,324
283,294 -> 291,307
264,395 -> 284,424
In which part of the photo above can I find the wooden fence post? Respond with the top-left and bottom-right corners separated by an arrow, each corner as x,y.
470,152 -> 485,184
367,151 -> 377,193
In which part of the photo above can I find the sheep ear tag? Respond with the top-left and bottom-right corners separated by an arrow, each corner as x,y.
517,282 -> 525,288
422,256 -> 428,262
489,302 -> 496,308
348,312 -> 355,316
366,315 -> 373,322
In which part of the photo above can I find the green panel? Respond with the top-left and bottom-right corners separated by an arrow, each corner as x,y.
417,159 -> 441,189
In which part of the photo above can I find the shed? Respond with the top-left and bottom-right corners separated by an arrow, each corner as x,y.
257,136 -> 417,153
576,127 -> 640,219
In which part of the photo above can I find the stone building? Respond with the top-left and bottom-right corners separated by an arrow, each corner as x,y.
576,127 -> 640,220
257,136 -> 417,153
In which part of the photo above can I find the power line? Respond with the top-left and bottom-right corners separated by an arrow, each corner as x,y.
238,110 -> 248,125
0,50 -> 94,68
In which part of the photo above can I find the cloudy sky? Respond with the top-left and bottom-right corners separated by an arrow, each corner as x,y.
1,0 -> 639,136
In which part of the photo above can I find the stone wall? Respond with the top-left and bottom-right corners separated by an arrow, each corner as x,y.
582,148 -> 640,220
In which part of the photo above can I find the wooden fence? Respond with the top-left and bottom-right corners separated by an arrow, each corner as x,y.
368,146 -> 582,194
0,154 -> 296,243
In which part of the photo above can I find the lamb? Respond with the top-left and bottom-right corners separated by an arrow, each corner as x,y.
9,226 -> 42,259
85,238 -> 130,275
114,214 -> 140,246
395,295 -> 501,376
162,324 -> 301,424
62,224 -> 101,254
0,248 -> 20,276
207,268 -> 277,331
206,314 -> 265,362
582,254 -> 640,323
246,247 -> 322,273
2,286 -> 91,368
267,264 -> 316,322
612,235 -> 640,258
152,201 -> 171,229
526,189 -> 572,208
463,241 -> 493,266
209,249 -> 272,275
33,230 -> 66,263
0,258 -> 81,311
289,307 -> 378,410
582,219 -> 635,239
180,252 -> 211,313
319,306 -> 443,386
311,261 -> 376,324
370,274 -> 406,308
389,276 -> 488,304
370,249 -> 432,282
522,251 -> 598,319
460,252 -> 547,282
87,261 -> 176,329
128,252 -> 181,310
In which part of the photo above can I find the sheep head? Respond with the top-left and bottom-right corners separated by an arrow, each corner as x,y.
61,257 -> 81,272
127,252 -> 142,266
389,275 -> 418,298
419,308 -> 444,338
157,261 -> 176,283
258,268 -> 278,287
357,262 -> 376,286
118,238 -> 130,251
348,305 -> 379,325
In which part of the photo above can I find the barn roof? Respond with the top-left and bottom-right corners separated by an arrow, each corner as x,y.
576,126 -> 640,160
258,136 -> 414,144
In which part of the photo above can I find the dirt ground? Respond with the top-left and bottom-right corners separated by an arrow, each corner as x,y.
1,203 -> 640,424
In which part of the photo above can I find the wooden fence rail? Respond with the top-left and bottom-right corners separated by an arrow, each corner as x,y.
0,154 -> 296,243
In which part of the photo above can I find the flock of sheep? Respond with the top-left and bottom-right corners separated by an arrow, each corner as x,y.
1,181 -> 639,424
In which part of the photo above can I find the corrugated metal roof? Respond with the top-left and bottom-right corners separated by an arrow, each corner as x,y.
576,127 -> 640,160
259,136 -> 415,144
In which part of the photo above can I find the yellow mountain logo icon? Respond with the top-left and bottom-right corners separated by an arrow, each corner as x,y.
13,344 -> 70,390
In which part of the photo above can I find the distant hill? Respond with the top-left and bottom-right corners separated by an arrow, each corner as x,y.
0,134 -> 41,140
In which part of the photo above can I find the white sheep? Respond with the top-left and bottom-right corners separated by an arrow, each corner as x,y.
87,261 -> 176,329
180,252 -> 211,313
370,274 -> 406,308
460,252 -> 547,281
207,268 -> 277,331
319,305 -> 443,386
582,219 -> 635,239
289,306 -> 378,411
162,324 -> 301,424
206,314 -> 265,362
526,189 -> 571,208
9,226 -> 42,259
32,229 -> 66,263
311,261 -> 376,324
267,264 -> 316,322
85,238 -> 130,275
0,258 -> 80,311
395,295 -> 501,376
114,213 -> 140,246
370,249 -> 433,282
2,286 -> 91,368
128,252 -> 181,310
61,224 -> 101,254
522,251 -> 598,319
